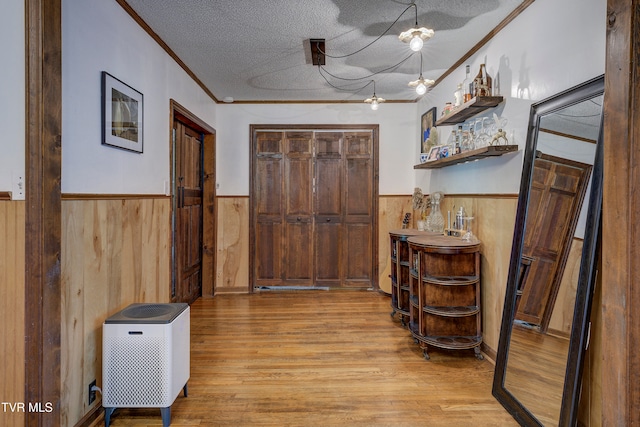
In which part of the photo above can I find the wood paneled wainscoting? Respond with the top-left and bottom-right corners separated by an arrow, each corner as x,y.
0,199 -> 26,427
60,195 -> 172,426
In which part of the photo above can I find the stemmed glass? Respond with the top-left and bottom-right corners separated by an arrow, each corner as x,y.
473,117 -> 491,148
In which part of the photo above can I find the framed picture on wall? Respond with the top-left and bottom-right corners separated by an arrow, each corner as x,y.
421,107 -> 437,154
101,71 -> 144,153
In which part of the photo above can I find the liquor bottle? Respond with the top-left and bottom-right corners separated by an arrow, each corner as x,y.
462,65 -> 472,102
473,64 -> 492,97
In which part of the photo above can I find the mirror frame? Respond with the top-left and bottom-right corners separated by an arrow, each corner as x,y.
492,75 -> 604,427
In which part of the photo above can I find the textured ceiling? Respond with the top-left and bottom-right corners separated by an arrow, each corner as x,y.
123,0 -> 528,103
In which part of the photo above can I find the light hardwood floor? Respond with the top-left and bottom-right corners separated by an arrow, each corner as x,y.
100,291 -> 518,426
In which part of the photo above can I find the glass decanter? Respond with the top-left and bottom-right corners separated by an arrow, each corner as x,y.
426,191 -> 444,233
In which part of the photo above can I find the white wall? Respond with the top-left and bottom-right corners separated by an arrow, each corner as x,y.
13,0 -> 606,199
62,0 -> 217,194
415,0 -> 606,195
0,0 -> 25,199
215,102 -> 417,196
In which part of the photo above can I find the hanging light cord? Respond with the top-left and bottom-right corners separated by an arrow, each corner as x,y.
316,51 -> 416,95
316,2 -> 418,59
317,68 -> 374,93
319,51 -> 416,82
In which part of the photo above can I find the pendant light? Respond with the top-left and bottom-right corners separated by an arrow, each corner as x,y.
364,81 -> 385,110
408,53 -> 434,95
398,3 -> 434,52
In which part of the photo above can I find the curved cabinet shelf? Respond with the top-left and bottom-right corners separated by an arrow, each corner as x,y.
418,335 -> 482,350
388,229 -> 437,325
408,234 -> 483,360
423,305 -> 480,317
422,275 -> 479,286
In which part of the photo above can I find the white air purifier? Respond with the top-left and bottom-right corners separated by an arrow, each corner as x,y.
102,303 -> 190,427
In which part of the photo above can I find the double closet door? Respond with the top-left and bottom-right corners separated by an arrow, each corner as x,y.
250,126 -> 378,290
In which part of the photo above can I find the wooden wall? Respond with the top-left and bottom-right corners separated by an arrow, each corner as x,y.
60,197 -> 171,426
378,196 -> 414,294
440,195 -> 517,356
215,197 -> 249,293
0,200 -> 25,427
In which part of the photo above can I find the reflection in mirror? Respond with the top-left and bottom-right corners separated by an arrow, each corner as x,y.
492,76 -> 604,427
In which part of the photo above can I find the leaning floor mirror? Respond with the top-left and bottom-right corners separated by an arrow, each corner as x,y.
492,75 -> 604,427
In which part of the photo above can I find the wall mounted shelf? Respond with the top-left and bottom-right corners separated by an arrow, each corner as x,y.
414,145 -> 518,169
435,96 -> 504,126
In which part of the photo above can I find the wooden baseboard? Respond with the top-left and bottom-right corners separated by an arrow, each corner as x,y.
74,403 -> 103,427
481,342 -> 497,365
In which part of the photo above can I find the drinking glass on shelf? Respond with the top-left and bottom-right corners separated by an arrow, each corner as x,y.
479,116 -> 495,148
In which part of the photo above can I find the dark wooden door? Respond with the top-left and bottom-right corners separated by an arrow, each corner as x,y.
252,126 -> 378,290
515,152 -> 591,329
284,132 -> 314,285
174,120 -> 203,304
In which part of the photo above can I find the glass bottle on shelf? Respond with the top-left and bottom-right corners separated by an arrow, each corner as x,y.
462,64 -> 472,102
473,64 -> 492,97
446,130 -> 456,154
454,84 -> 464,107
454,125 -> 463,155
426,192 -> 444,233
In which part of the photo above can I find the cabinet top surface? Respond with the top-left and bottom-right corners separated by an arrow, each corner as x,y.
408,234 -> 481,249
389,229 -> 440,237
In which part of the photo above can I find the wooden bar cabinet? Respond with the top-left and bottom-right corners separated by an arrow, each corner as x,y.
407,234 -> 483,360
388,229 -> 435,326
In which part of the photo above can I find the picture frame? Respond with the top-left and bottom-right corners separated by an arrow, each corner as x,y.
102,71 -> 143,153
421,107 -> 437,154
427,145 -> 441,161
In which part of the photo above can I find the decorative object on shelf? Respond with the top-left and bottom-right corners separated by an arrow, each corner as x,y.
438,146 -> 450,159
101,71 -> 143,153
489,112 -> 509,145
411,187 -> 430,224
426,145 -> 441,161
473,64 -> 492,97
420,107 -> 437,154
398,3 -> 435,52
425,191 -> 444,233
401,212 -> 411,229
442,102 -> 453,116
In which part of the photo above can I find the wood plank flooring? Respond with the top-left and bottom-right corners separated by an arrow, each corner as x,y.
99,291 -> 517,426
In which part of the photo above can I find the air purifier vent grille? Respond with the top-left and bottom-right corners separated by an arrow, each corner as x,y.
103,336 -> 170,406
